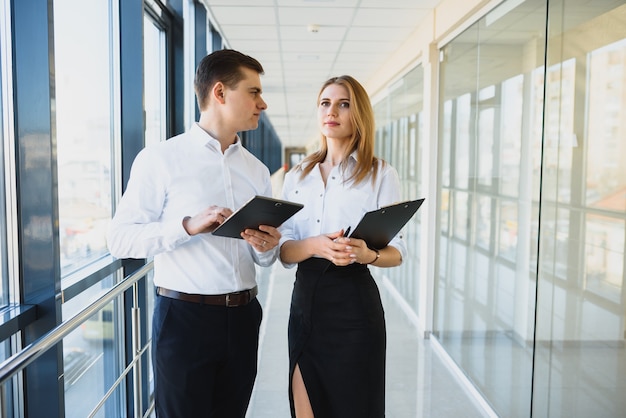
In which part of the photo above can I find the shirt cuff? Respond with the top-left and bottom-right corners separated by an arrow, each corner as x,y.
163,218 -> 192,250
254,245 -> 278,267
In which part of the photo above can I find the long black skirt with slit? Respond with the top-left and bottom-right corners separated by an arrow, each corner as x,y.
288,257 -> 386,418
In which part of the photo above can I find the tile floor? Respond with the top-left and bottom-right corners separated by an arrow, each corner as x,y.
247,263 -> 490,418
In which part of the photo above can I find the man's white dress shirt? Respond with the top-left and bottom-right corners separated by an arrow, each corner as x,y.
107,123 -> 277,294
279,153 -> 407,269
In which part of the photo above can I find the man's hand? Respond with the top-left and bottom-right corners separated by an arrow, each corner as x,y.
183,206 -> 233,235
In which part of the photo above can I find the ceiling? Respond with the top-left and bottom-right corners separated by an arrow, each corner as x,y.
203,0 -> 443,148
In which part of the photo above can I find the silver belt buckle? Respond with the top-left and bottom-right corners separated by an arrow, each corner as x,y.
225,293 -> 232,307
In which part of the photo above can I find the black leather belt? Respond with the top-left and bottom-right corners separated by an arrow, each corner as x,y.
156,286 -> 258,307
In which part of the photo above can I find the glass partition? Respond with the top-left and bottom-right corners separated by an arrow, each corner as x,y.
373,65 -> 425,311
435,0 -> 626,416
435,0 -> 547,416
533,1 -> 626,417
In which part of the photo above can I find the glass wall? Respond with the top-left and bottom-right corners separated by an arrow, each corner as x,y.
52,0 -> 126,415
62,280 -> 125,417
53,0 -> 115,279
373,65 -> 425,310
435,0 -> 626,416
0,9 -> 14,408
0,0 -> 8,309
142,10 -> 168,404
533,1 -> 626,417
144,14 -> 167,148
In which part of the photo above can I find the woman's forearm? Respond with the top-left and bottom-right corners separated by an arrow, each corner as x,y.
280,238 -> 317,264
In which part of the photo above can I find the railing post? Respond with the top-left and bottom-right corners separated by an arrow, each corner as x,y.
132,282 -> 142,418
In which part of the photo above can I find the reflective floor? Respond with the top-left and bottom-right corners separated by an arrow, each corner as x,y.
440,334 -> 626,418
248,263 -> 489,418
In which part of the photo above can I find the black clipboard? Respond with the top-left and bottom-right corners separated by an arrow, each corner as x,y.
212,195 -> 304,239
349,198 -> 425,249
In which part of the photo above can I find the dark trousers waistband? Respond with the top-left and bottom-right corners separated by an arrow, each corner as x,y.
297,257 -> 369,273
156,286 -> 258,307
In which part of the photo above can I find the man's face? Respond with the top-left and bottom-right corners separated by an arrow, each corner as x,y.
223,67 -> 268,132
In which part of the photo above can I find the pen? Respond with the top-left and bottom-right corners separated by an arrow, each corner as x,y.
343,226 -> 351,237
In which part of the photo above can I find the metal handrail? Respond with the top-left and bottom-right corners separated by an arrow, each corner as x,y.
0,261 -> 154,387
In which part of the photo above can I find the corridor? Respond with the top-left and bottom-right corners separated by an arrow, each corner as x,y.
248,263 -> 490,418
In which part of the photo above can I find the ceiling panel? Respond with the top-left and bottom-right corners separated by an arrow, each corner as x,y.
278,7 -> 356,26
210,6 -> 276,25
345,26 -> 416,41
352,8 -> 428,26
359,0 -> 439,7
278,0 -> 360,6
222,25 -> 280,41
202,0 -> 444,147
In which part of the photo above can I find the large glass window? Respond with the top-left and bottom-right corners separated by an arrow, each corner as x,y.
435,1 -> 547,416
53,0 -> 115,279
142,10 -> 168,404
144,15 -> 167,148
0,9 -> 14,406
62,277 -> 125,418
435,0 -> 626,416
373,65 -> 425,310
533,3 -> 626,417
0,4 -> 8,309
53,0 -> 126,416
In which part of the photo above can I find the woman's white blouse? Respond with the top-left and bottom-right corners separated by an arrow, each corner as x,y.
279,154 -> 408,268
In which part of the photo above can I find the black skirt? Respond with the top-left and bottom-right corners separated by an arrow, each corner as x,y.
288,258 -> 386,418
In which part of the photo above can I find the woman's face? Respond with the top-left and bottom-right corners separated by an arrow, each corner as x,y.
318,83 -> 353,141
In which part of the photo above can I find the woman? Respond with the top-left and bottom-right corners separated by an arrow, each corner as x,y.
279,75 -> 407,417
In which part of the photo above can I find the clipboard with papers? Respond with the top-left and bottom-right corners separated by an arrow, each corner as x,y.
212,195 -> 304,239
348,198 -> 425,249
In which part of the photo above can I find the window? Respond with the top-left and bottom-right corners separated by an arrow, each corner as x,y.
53,1 -> 125,416
53,0 -> 115,278
435,1 -> 626,417
144,15 -> 167,147
0,3 -> 9,308
372,65 -> 425,309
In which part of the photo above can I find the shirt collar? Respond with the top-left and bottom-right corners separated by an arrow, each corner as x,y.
190,123 -> 241,152
299,149 -> 359,169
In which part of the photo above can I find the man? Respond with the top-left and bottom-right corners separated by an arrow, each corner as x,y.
107,49 -> 280,417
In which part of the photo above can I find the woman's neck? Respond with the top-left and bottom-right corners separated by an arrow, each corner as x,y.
324,142 -> 349,166
323,156 -> 342,166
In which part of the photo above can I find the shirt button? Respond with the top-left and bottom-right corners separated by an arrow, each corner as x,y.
316,219 -> 320,223
331,176 -> 336,180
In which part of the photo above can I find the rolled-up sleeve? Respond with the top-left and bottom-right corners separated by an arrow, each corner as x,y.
376,165 -> 408,260
277,170 -> 299,269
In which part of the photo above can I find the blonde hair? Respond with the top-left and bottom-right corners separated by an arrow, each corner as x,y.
298,75 -> 382,185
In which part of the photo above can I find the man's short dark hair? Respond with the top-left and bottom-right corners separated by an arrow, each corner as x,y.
194,49 -> 264,110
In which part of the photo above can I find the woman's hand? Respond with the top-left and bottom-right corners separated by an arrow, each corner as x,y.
332,236 -> 377,265
312,230 -> 358,266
